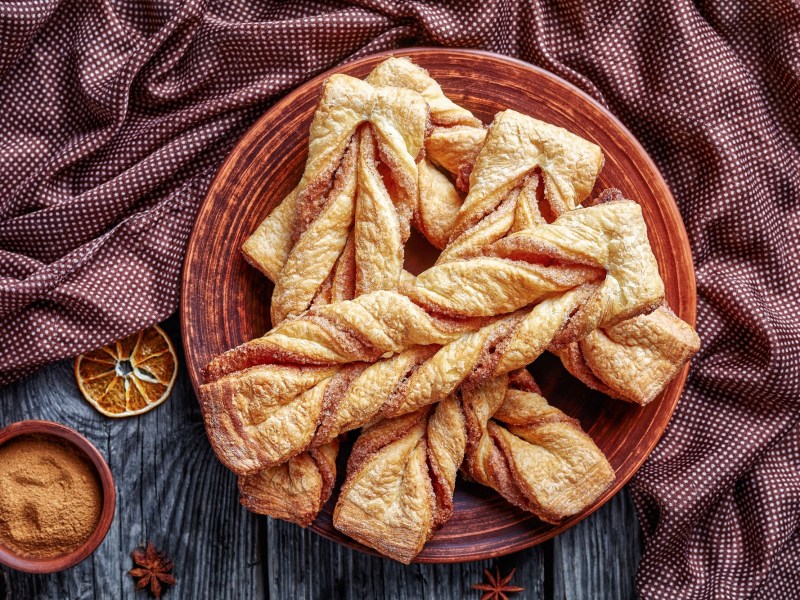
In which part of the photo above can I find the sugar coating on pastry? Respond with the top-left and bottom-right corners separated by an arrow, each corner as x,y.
443,109 -> 604,256
243,73 -> 430,325
203,57 -> 699,558
201,197 -> 669,476
199,365 -> 338,474
367,56 -> 486,192
366,56 -> 482,128
410,198 -> 663,329
238,66 -> 437,525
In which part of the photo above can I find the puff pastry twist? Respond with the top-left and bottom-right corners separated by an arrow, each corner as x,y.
422,110 -> 698,404
461,371 -> 614,523
237,70 -> 430,525
333,369 -> 614,563
235,60 -> 482,526
244,74 -> 428,325
332,394 -> 466,563
200,196 -> 664,475
234,59 -> 488,526
366,56 -> 485,245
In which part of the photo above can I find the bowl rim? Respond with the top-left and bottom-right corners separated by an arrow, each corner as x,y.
0,420 -> 116,573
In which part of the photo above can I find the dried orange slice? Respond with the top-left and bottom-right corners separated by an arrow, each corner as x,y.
74,325 -> 178,418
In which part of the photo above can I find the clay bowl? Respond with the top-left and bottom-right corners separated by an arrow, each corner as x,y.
181,48 -> 696,561
0,420 -> 116,573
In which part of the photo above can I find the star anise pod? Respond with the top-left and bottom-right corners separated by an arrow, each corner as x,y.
128,541 -> 177,599
472,566 -> 524,600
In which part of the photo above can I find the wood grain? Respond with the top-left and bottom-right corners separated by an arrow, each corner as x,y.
181,48 -> 695,562
551,485 -> 642,600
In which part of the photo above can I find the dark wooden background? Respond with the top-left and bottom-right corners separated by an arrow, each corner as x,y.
0,315 -> 643,599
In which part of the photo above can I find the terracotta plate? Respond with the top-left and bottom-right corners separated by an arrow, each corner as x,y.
180,48 -> 696,562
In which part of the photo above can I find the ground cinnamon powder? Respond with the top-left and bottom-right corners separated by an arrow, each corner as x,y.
0,434 -> 102,558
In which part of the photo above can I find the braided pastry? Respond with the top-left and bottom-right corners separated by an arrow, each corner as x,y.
207,197 -> 658,375
462,371 -> 614,523
366,56 -> 483,248
201,58 -> 699,560
333,395 -> 466,563
235,61 -> 483,525
366,56 -> 486,199
238,438 -> 338,528
556,304 -> 701,405
200,196 -> 664,475
231,213 -> 691,528
439,109 -> 604,261
243,73 -> 428,324
243,57 -> 486,273
234,60 -> 489,525
333,369 -> 614,563
328,111 -> 665,558
432,109 -> 698,404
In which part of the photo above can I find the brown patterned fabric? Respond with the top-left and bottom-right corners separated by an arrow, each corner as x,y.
1,1 -> 798,596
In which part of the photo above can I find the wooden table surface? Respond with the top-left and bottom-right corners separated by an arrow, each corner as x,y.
0,315 -> 643,600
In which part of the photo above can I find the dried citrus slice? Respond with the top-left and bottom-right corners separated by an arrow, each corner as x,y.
74,325 -> 178,418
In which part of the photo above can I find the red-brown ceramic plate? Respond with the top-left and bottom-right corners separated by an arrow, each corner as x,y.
180,48 -> 696,562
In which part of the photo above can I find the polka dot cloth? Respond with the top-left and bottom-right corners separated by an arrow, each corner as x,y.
0,1 -> 798,596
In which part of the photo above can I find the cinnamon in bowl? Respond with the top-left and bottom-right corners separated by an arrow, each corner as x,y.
0,434 -> 102,558
0,421 -> 116,573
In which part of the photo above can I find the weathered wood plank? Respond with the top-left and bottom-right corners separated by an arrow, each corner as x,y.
266,518 -> 545,599
0,317 -> 262,600
551,488 -> 643,600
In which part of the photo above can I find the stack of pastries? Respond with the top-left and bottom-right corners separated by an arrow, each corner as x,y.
199,57 -> 700,563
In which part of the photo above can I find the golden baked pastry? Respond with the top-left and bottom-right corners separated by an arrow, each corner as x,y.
243,57 -> 485,278
463,371 -> 614,522
228,58 -> 483,524
424,111 -> 697,403
200,196 -> 667,475
208,197 -> 659,380
439,109 -> 604,261
243,73 -> 428,324
236,69 -> 433,526
216,202 -> 688,541
199,58 -> 699,562
333,368 -> 613,563
366,56 -> 486,195
416,158 -> 464,249
425,124 -> 487,192
202,290 -> 477,381
241,64 -> 603,287
238,439 -> 338,527
242,184 -> 299,283
234,58 -> 485,526
333,396 -> 465,564
409,195 -> 663,329
201,364 -> 338,474
366,57 -> 481,129
557,305 -> 701,405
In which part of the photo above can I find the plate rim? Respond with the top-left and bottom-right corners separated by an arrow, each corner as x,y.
180,47 -> 696,563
